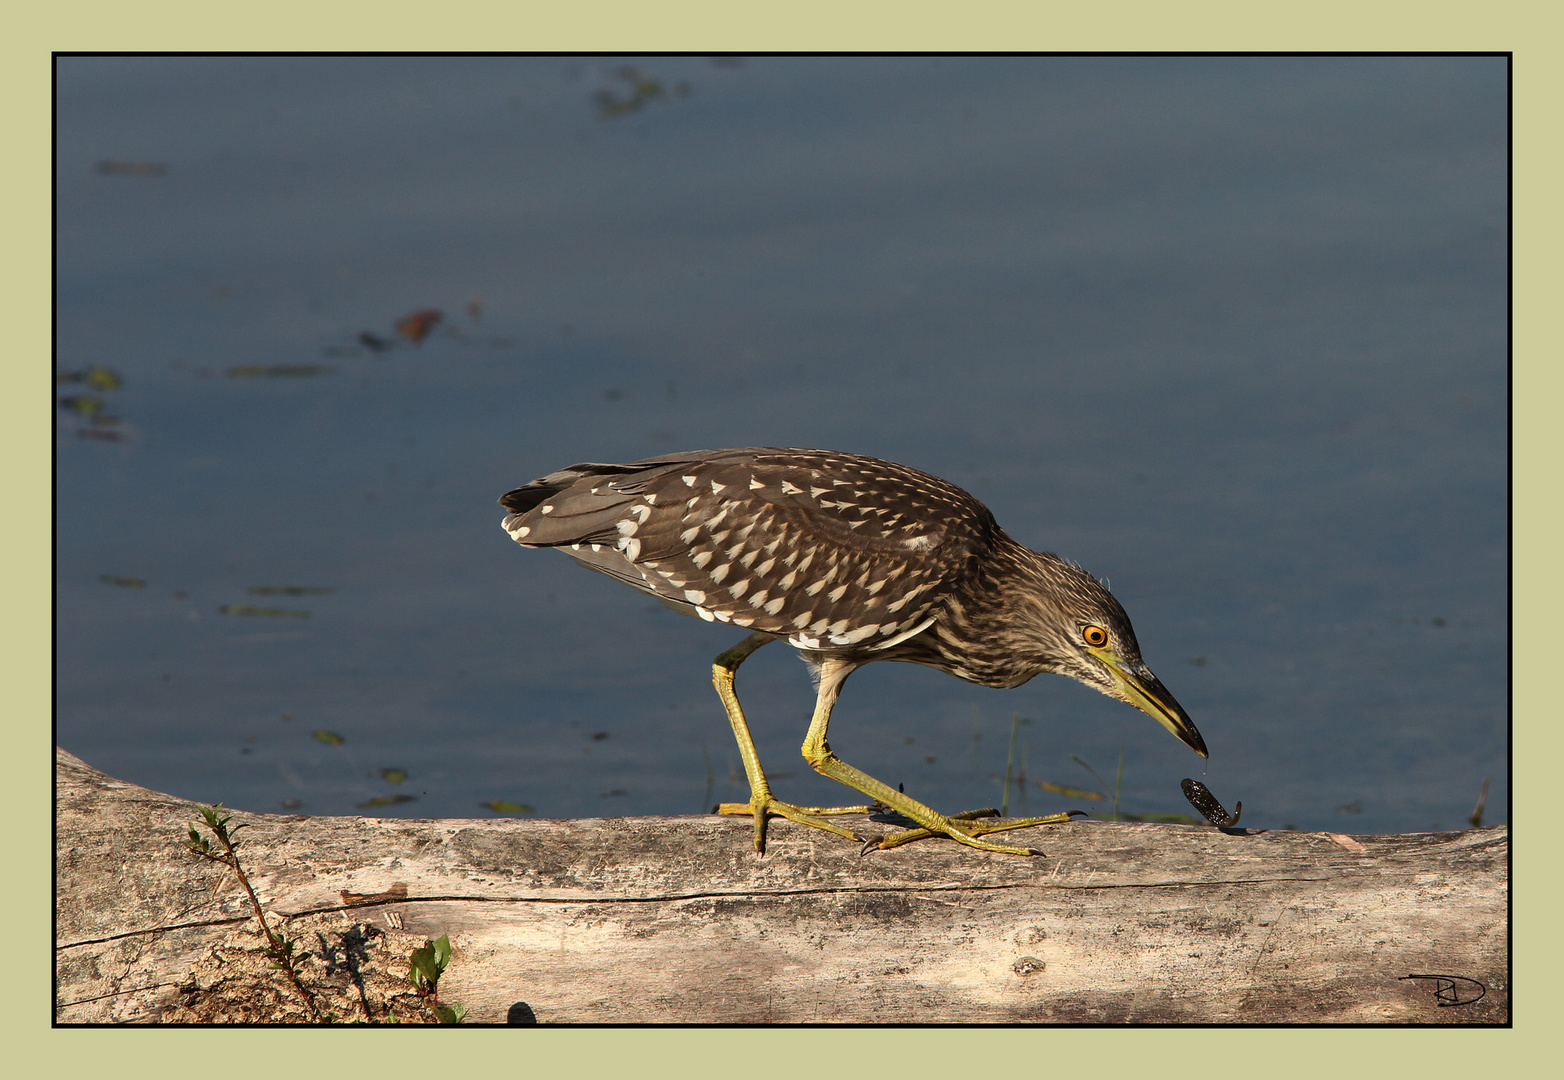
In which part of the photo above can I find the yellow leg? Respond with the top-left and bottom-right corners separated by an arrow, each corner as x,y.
800,659 -> 1075,856
710,633 -> 872,852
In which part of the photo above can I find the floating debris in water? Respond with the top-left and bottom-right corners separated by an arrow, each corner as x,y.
59,367 -> 129,441
593,65 -> 690,118
1037,781 -> 1106,801
99,574 -> 146,588
358,794 -> 417,809
480,799 -> 535,814
394,308 -> 443,344
247,586 -> 334,596
358,331 -> 393,353
374,768 -> 408,785
313,729 -> 345,746
59,395 -> 105,418
57,366 -> 123,391
227,364 -> 335,378
219,604 -> 309,618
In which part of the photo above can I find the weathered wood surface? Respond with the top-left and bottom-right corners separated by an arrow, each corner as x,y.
55,747 -> 1508,1024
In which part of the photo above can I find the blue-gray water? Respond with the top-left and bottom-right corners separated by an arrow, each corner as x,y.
56,56 -> 1506,835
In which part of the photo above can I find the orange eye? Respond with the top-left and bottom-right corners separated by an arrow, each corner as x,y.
1082,625 -> 1108,648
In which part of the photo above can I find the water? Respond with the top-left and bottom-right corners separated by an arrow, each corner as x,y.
56,56 -> 1507,835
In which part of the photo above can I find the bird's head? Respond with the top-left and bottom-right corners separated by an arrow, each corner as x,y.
1019,554 -> 1208,758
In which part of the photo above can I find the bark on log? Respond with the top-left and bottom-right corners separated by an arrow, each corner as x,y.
54,747 -> 1508,1024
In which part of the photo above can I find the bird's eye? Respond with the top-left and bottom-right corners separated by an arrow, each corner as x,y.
1082,625 -> 1108,648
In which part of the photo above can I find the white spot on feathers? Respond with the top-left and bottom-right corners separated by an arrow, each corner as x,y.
684,589 -> 707,605
682,475 -> 698,487
872,615 -> 938,650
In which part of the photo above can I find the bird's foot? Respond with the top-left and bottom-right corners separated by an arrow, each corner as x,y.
714,796 -> 872,853
871,808 -> 1084,855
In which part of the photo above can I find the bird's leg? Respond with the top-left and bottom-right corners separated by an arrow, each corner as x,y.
872,807 -> 1084,851
799,659 -> 1074,856
710,633 -> 868,852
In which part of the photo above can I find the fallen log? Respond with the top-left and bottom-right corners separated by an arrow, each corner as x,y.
54,747 -> 1508,1024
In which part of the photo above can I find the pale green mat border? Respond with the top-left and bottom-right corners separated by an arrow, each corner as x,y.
10,4 -> 1545,1073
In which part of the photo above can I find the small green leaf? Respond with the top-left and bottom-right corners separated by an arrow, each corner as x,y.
409,945 -> 440,988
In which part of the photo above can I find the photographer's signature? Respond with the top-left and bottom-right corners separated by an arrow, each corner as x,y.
1399,974 -> 1487,1007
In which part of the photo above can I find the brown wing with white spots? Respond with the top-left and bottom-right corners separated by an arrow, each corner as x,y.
500,448 -> 998,653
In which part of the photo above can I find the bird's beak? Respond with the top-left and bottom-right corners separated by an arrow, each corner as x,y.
1100,656 -> 1208,758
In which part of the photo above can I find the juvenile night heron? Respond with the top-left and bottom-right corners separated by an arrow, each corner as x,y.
500,447 -> 1205,856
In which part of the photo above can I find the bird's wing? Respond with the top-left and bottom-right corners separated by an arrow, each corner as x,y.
501,449 -> 996,653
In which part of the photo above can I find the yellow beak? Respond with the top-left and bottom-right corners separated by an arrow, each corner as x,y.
1098,654 -> 1208,758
